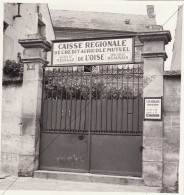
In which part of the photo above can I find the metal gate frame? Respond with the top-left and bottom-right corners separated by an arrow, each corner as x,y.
39,63 -> 143,176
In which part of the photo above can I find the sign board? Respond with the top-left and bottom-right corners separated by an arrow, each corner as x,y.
144,97 -> 162,120
52,37 -> 134,66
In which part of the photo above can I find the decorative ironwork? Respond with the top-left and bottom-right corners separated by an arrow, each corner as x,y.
41,64 -> 143,135
44,64 -> 143,100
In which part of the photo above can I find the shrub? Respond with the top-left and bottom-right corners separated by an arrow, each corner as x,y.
3,59 -> 23,77
44,69 -> 143,100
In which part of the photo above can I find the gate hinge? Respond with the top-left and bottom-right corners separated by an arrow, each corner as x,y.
40,121 -> 43,129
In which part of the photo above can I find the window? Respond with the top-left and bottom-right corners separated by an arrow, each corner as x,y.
38,18 -> 46,38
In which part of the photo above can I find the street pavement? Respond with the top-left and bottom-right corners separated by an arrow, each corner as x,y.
0,176 -> 161,193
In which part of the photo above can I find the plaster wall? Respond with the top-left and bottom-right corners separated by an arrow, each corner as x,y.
170,6 -> 182,71
3,3 -> 55,62
1,84 -> 22,174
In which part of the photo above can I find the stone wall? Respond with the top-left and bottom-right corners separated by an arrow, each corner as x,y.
1,83 -> 22,174
1,3 -> 54,175
139,31 -> 171,187
163,74 -> 181,188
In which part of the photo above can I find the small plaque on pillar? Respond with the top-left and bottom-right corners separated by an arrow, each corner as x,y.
144,97 -> 162,120
27,64 -> 35,70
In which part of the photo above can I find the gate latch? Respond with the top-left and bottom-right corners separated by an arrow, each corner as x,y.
78,135 -> 84,140
139,146 -> 145,152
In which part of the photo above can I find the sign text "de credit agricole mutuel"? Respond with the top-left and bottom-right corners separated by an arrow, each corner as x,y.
52,38 -> 134,65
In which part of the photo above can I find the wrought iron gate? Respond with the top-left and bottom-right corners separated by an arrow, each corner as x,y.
39,64 -> 143,176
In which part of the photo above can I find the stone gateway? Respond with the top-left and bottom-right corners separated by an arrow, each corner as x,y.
1,3 -> 181,193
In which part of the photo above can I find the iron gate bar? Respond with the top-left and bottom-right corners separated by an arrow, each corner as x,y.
45,62 -> 143,68
111,68 -> 113,132
138,66 -> 140,133
49,62 -> 139,68
84,74 -> 87,131
50,70 -> 54,130
106,68 -> 108,132
121,67 -> 124,132
59,70 -> 63,130
127,66 -> 129,132
55,69 -> 59,131
100,72 -> 103,132
95,75 -> 97,132
78,68 -> 81,131
74,68 -> 77,131
64,68 -> 68,131
69,68 -> 73,131
116,66 -> 118,132
132,66 -> 134,132
41,130 -> 142,135
88,71 -> 92,172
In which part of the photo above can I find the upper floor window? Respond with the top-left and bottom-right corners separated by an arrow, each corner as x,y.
38,18 -> 46,39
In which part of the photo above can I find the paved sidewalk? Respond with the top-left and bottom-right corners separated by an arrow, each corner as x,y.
0,176 -> 161,193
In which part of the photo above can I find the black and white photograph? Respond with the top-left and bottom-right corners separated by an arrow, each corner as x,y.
0,0 -> 183,194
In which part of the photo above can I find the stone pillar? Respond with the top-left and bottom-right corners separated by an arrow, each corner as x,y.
18,38 -> 51,176
139,31 -> 171,187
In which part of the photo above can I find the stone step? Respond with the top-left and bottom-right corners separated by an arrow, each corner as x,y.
33,170 -> 144,186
